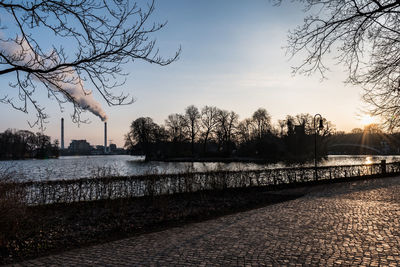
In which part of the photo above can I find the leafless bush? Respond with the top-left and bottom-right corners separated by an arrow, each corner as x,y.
89,165 -> 122,179
10,162 -> 400,205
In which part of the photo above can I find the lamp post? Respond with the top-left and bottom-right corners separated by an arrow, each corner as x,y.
313,114 -> 324,180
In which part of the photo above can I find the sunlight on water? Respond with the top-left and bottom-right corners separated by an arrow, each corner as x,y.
364,156 -> 373,165
1,154 -> 400,181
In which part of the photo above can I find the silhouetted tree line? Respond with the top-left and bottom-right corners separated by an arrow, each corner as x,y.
329,124 -> 400,155
0,129 -> 59,160
125,106 -> 335,162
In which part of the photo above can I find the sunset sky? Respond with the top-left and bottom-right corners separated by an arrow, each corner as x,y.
0,0 -> 371,147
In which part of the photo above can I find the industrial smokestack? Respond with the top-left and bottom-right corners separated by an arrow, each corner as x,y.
104,122 -> 107,153
61,118 -> 65,149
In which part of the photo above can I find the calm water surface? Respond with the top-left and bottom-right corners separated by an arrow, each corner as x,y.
1,154 -> 399,181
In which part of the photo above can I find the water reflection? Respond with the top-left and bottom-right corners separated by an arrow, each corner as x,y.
364,156 -> 373,165
1,154 -> 399,181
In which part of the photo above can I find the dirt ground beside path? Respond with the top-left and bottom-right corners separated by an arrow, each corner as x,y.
1,185 -> 302,265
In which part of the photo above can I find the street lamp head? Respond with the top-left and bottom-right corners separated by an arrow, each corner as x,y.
318,119 -> 324,131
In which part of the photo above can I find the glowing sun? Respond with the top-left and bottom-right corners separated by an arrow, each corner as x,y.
360,115 -> 374,126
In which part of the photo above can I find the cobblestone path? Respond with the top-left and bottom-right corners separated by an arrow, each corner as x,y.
14,176 -> 400,266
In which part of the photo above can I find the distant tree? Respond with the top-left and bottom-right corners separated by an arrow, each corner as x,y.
17,130 -> 36,155
284,0 -> 400,131
215,110 -> 229,152
364,123 -> 383,134
0,129 -> 16,158
237,118 -> 255,143
200,106 -> 218,153
351,128 -> 363,134
0,0 -> 180,126
252,108 -> 271,139
165,113 -> 188,143
320,118 -> 335,137
153,126 -> 169,144
215,110 -> 239,155
334,131 -> 346,136
227,111 -> 239,144
35,132 -> 52,158
0,129 -> 57,159
185,105 -> 201,156
277,119 -> 287,137
294,114 -> 313,135
52,140 -> 60,158
125,117 -> 161,156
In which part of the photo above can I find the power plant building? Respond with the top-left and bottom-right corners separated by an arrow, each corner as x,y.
59,118 -> 124,155
68,140 -> 92,154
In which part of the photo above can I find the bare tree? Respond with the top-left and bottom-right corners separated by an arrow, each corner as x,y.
252,108 -> 271,139
215,109 -> 239,154
215,109 -> 228,151
294,113 -> 313,135
284,0 -> 400,130
237,118 -> 255,143
185,105 -> 200,156
125,117 -> 161,155
277,119 -> 287,137
364,123 -> 383,134
165,113 -> 188,143
200,105 -> 218,153
226,111 -> 239,144
0,0 -> 180,127
320,117 -> 336,137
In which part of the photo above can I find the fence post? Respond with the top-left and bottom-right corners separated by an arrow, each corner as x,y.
381,160 -> 386,175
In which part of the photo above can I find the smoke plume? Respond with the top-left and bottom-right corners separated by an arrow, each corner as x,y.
0,35 -> 108,121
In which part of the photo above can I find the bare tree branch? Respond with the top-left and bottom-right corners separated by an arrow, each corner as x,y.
0,0 -> 180,127
282,0 -> 400,130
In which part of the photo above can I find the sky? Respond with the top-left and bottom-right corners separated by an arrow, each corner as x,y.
0,0 -> 370,147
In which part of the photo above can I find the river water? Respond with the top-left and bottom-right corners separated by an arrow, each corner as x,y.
0,154 -> 399,181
